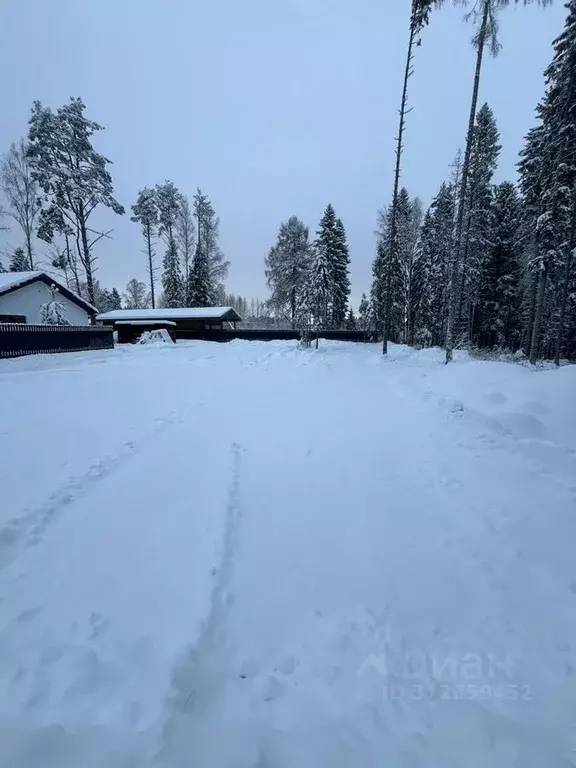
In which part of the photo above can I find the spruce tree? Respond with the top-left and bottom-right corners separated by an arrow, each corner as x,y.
189,189 -> 228,305
475,182 -> 522,348
373,189 -> 417,344
459,104 -> 501,340
299,242 -> 332,331
9,247 -> 30,272
410,209 -> 435,346
345,308 -> 357,330
331,217 -> 351,328
412,183 -> 455,345
358,293 -> 372,334
265,216 -> 311,328
445,0 -> 551,364
539,0 -> 576,363
518,125 -> 546,356
162,239 -> 183,307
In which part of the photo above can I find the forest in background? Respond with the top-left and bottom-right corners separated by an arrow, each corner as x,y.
0,0 -> 575,363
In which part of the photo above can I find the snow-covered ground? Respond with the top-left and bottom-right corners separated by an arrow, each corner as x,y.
0,340 -> 575,767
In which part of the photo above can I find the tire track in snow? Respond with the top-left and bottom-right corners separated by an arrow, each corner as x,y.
159,442 -> 244,760
0,407 -> 194,569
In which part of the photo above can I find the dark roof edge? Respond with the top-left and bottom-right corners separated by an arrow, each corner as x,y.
0,273 -> 98,315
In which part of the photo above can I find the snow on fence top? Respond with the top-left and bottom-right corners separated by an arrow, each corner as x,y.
96,307 -> 241,322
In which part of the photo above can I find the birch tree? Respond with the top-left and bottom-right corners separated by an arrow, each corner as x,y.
1,140 -> 41,269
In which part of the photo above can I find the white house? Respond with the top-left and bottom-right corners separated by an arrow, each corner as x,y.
0,272 -> 97,325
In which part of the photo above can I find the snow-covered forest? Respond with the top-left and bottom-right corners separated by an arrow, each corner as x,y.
0,0 -> 575,363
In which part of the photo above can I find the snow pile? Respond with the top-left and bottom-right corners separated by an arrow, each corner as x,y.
138,328 -> 175,344
0,341 -> 575,767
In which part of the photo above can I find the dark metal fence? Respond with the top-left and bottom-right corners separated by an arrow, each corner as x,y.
175,328 -> 373,343
0,324 -> 114,359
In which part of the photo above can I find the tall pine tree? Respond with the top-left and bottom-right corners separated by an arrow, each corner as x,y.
131,187 -> 159,308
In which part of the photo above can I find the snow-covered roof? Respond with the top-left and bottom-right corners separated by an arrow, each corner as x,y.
114,320 -> 177,326
0,271 -> 98,314
0,271 -> 45,292
97,307 -> 242,322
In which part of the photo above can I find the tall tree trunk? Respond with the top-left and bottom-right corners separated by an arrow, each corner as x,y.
523,250 -> 538,356
79,220 -> 94,305
445,0 -> 490,363
26,230 -> 34,270
382,15 -> 417,355
146,223 -> 156,309
529,266 -> 547,364
554,186 -> 576,365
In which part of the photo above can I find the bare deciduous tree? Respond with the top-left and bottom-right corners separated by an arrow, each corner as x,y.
1,139 -> 41,269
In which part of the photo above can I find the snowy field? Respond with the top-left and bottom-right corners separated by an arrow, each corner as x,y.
1,339 -> 576,767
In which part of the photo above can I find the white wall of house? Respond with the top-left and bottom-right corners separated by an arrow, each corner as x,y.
0,281 -> 91,325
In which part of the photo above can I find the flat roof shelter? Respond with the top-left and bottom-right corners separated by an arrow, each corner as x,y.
96,307 -> 242,343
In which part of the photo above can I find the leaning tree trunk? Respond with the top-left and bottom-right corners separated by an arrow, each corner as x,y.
445,0 -> 490,363
554,185 -> 576,365
382,14 -> 418,355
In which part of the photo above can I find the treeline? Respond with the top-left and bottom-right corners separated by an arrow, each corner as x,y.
264,204 -> 352,330
0,98 -> 228,312
366,0 -> 576,364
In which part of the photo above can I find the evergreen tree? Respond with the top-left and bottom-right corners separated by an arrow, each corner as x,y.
131,187 -> 159,308
445,0 -> 551,363
529,0 -> 576,363
372,189 -> 419,343
9,247 -> 30,272
332,217 -> 351,328
383,0 -> 444,354
156,181 -> 184,306
371,237 -> 387,337
155,181 -> 181,245
358,293 -> 372,334
345,308 -> 357,330
99,287 -> 122,312
403,197 -> 424,345
410,210 -> 435,346
40,285 -> 69,325
162,238 -> 183,307
518,124 -> 546,356
27,97 -> 125,304
177,193 -> 196,289
298,243 -> 332,331
188,189 -> 228,305
459,104 -> 501,340
475,181 -> 522,347
265,216 -> 311,328
411,183 -> 455,345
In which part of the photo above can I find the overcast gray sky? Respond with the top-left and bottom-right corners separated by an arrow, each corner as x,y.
0,0 -> 568,305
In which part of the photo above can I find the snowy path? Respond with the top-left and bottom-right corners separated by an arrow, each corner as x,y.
1,341 -> 575,767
